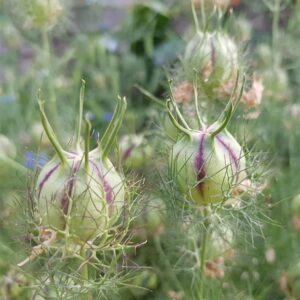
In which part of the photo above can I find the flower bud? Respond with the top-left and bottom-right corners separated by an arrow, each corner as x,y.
183,31 -> 238,97
35,85 -> 127,243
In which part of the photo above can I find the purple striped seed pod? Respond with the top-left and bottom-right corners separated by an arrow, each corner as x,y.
36,150 -> 125,242
183,31 -> 238,98
170,125 -> 246,205
35,84 -> 127,243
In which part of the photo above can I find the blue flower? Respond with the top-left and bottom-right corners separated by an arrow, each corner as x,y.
103,112 -> 113,122
0,95 -> 16,104
24,152 -> 48,170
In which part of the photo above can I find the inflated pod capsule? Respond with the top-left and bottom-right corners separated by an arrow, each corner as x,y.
36,83 -> 127,243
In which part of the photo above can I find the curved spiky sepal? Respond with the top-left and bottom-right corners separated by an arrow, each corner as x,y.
99,96 -> 127,159
37,91 -> 67,165
211,72 -> 246,137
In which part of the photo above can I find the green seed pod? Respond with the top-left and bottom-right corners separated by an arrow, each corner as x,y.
291,194 -> 300,217
287,263 -> 300,298
0,135 -> 16,159
119,134 -> 152,170
183,31 -> 238,97
193,0 -> 231,13
171,126 -> 246,205
6,0 -> 62,31
35,84 -> 127,243
168,75 -> 247,205
37,150 -> 125,242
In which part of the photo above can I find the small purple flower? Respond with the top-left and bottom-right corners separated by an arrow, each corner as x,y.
24,152 -> 48,170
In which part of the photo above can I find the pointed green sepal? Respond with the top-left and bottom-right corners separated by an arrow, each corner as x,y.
37,91 -> 67,165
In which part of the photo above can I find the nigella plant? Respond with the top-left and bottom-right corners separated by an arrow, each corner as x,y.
18,82 -> 137,298
161,74 -> 261,299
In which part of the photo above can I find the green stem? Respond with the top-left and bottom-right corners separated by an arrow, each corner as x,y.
199,0 -> 206,30
42,29 -> 56,116
191,0 -> 200,32
84,116 -> 91,173
272,0 -> 281,69
199,207 -> 209,300
193,73 -> 205,129
80,247 -> 92,300
76,80 -> 86,149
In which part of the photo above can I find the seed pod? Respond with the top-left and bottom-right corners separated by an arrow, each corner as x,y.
291,194 -> 300,217
6,0 -> 62,31
35,83 -> 127,243
183,31 -> 238,97
119,134 -> 152,170
171,125 -> 246,205
168,76 -> 246,205
286,263 -> 300,298
193,0 -> 231,12
0,135 -> 16,159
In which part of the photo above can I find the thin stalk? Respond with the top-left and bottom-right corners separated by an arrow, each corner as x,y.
76,80 -> 86,150
193,73 -> 205,129
199,207 -> 209,300
272,0 -> 281,69
84,116 -> 91,173
191,0 -> 200,32
135,84 -> 165,108
42,29 -> 56,115
200,0 -> 207,30
80,247 -> 92,300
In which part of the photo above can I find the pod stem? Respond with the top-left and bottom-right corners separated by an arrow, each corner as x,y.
37,91 -> 67,165
211,72 -> 245,137
99,96 -> 127,159
199,207 -> 210,300
76,80 -> 86,149
166,100 -> 192,137
84,115 -> 91,173
135,84 -> 165,108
